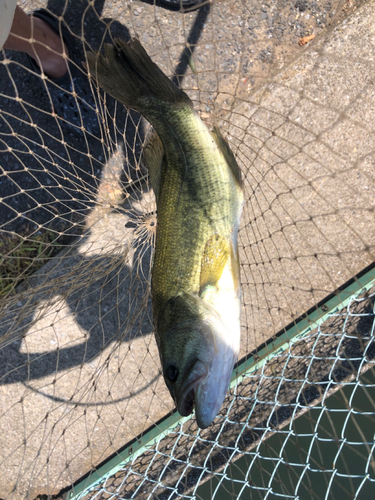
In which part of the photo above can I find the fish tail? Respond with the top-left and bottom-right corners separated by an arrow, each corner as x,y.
86,38 -> 192,116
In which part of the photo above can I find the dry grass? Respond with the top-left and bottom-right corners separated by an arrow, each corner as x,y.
0,231 -> 63,298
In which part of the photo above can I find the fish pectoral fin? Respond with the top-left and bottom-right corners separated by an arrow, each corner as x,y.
199,234 -> 230,293
143,130 -> 164,204
230,239 -> 241,298
210,125 -> 243,188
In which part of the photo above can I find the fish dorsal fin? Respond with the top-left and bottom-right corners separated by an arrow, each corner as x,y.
142,130 -> 164,204
199,234 -> 230,294
210,125 -> 242,187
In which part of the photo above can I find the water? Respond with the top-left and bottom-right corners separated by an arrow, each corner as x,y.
196,368 -> 375,499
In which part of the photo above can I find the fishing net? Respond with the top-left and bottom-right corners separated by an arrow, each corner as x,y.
0,0 -> 374,499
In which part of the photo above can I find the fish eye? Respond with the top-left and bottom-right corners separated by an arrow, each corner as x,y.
165,365 -> 179,383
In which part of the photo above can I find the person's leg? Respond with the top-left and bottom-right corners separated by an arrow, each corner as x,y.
2,5 -> 100,134
3,6 -> 68,79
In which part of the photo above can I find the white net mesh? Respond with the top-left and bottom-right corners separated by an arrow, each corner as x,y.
0,0 -> 374,499
79,289 -> 375,499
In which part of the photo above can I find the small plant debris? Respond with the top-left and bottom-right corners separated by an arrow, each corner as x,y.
299,34 -> 316,46
0,230 -> 63,297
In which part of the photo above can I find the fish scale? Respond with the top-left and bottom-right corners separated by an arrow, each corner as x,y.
153,114 -> 235,307
87,38 -> 244,429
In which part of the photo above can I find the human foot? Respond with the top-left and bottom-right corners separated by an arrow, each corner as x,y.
29,15 -> 69,80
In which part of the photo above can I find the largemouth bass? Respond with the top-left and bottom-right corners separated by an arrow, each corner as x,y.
87,39 -> 244,429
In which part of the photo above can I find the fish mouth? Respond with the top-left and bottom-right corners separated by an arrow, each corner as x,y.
177,360 -> 208,417
177,340 -> 237,429
177,355 -> 235,429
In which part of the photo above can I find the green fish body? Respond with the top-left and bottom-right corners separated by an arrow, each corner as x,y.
87,39 -> 244,428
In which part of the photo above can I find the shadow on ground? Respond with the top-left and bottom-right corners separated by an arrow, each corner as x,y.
0,0 -> 141,237
0,0 -> 209,390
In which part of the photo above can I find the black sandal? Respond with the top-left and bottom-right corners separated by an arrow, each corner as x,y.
25,9 -> 100,135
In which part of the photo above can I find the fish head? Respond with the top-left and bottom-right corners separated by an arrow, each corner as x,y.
157,292 -> 240,429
